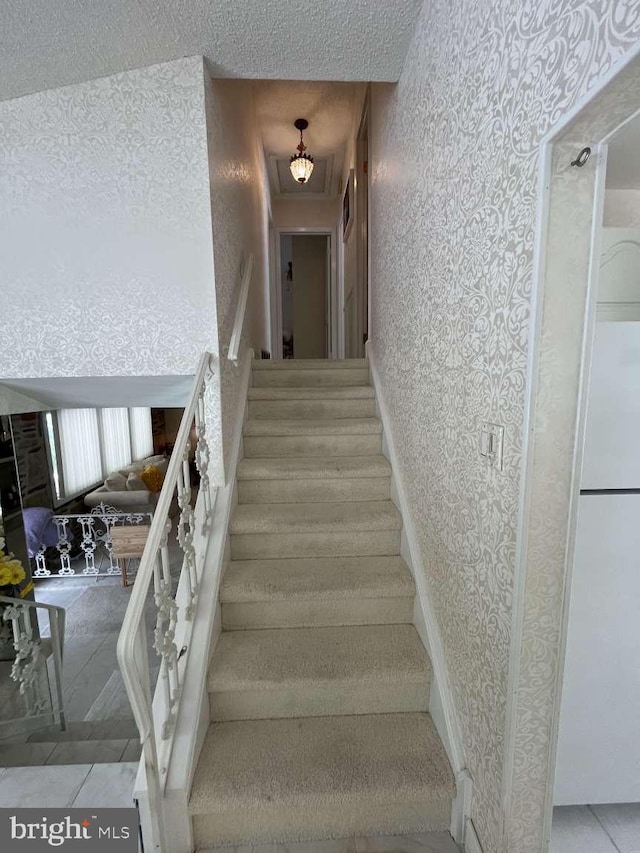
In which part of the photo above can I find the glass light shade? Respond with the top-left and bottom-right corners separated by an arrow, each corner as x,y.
290,155 -> 314,184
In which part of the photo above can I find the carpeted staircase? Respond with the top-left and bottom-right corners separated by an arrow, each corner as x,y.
189,358 -> 455,848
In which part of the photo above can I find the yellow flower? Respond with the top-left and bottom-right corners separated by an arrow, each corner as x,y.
0,557 -> 25,587
3,560 -> 25,585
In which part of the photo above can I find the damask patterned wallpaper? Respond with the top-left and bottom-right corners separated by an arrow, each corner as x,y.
0,56 -> 218,380
204,74 -> 271,481
370,3 -> 640,851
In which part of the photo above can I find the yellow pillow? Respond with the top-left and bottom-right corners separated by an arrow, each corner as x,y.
140,464 -> 164,493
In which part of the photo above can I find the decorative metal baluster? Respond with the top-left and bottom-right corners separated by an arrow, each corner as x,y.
195,380 -> 212,534
34,546 -> 50,577
177,447 -> 197,619
97,510 -> 121,575
161,523 -> 180,730
5,604 -> 48,716
152,544 -> 170,734
78,515 -> 98,575
153,525 -> 179,740
54,517 -> 73,575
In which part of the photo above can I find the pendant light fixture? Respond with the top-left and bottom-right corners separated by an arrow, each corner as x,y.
290,118 -> 314,184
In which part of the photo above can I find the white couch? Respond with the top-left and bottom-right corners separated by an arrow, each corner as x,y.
84,454 -> 169,515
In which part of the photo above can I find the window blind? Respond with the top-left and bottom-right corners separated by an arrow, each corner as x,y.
57,408 -> 102,496
99,408 -> 132,474
130,407 -> 153,461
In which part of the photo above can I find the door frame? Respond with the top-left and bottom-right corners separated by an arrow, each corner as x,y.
355,88 -> 371,356
502,43 -> 640,851
271,227 -> 338,360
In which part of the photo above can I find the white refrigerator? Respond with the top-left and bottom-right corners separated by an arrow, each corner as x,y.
554,321 -> 640,805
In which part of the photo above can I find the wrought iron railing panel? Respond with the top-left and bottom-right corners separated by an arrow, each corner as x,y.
33,505 -> 153,579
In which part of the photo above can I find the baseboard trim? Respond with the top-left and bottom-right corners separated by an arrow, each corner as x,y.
464,818 -> 485,853
451,769 -> 473,844
366,341 -> 471,843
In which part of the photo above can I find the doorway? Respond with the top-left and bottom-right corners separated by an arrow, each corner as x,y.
343,95 -> 370,360
275,231 -> 334,360
550,110 -> 640,847
356,97 -> 369,355
502,46 -> 640,852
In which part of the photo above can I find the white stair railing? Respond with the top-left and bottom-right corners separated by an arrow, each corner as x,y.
116,352 -> 216,852
0,595 -> 65,733
227,254 -> 254,364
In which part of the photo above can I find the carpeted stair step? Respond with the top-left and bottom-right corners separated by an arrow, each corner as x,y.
230,501 -> 402,560
252,359 -> 369,389
253,359 -> 369,370
237,455 -> 391,504
220,556 -> 415,629
244,418 -> 381,436
248,385 -> 375,400
188,712 -> 455,846
248,397 -> 376,419
208,624 -> 430,721
243,418 -> 382,458
252,367 -> 370,388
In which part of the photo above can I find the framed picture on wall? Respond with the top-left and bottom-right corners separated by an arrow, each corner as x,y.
342,169 -> 354,241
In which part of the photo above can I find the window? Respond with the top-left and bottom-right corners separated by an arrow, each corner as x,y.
129,408 -> 153,461
58,408 -> 102,497
45,407 -> 154,502
100,408 -> 132,474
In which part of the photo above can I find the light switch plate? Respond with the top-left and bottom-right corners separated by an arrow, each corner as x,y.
480,422 -> 504,471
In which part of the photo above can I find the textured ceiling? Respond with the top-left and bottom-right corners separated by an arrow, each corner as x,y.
607,112 -> 640,189
273,157 -> 331,195
255,81 -> 365,197
0,0 -> 423,103
0,376 -> 193,411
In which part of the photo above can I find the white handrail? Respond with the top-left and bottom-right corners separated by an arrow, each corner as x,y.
116,351 -> 216,852
227,253 -> 254,364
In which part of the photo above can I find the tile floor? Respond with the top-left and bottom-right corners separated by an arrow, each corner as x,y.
1,519 -> 182,747
551,804 -> 640,853
0,761 -> 138,808
199,835 -> 460,853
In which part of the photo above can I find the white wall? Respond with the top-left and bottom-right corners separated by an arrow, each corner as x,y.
369,3 -> 640,852
204,74 -> 271,481
554,493 -> 640,804
603,189 -> 640,226
272,198 -> 338,229
0,57 -> 217,380
339,89 -> 367,358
